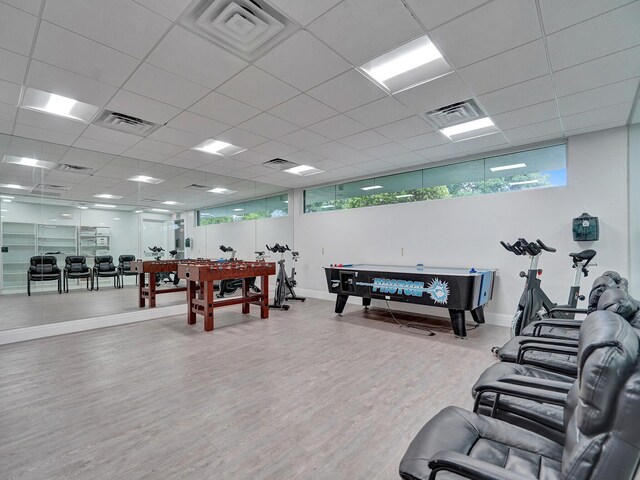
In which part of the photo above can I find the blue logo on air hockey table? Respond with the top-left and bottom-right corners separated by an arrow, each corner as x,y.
358,277 -> 450,304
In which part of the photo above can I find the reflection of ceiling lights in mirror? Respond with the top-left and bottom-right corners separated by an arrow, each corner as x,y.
134,210 -> 143,213
0,183 -> 30,190
395,194 -> 413,198
127,175 -> 164,184
78,206 -> 88,209
233,208 -> 244,211
20,87 -> 99,122
2,199 -> 12,203
93,194 -> 123,200
1,195 -> 15,199
3,155 -> 55,169
208,187 -> 237,194
193,139 -> 246,156
360,35 -> 452,93
283,165 -> 323,176
162,201 -> 182,205
152,208 -> 170,212
509,179 -> 539,186
94,204 -> 117,208
490,163 -> 526,172
361,185 -> 383,191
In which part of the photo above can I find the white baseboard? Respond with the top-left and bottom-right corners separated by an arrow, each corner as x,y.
0,304 -> 186,346
296,288 -> 511,327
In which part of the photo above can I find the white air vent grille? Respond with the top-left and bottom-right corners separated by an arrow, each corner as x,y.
142,198 -> 163,203
187,184 -> 211,191
31,184 -> 71,196
54,163 -> 94,175
93,110 -> 161,136
179,0 -> 297,62
421,99 -> 486,129
262,158 -> 297,170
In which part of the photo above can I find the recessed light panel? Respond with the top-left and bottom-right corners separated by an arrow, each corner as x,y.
208,187 -> 237,194
283,165 -> 323,176
94,204 -> 117,208
193,139 -> 246,156
93,194 -> 123,200
162,201 -> 182,206
127,175 -> 165,184
360,35 -> 452,94
152,208 -> 170,213
3,155 -> 55,169
440,117 -> 500,142
20,87 -> 99,122
490,163 -> 526,172
0,183 -> 30,190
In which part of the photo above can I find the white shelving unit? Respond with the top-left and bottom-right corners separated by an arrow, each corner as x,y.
79,226 -> 111,264
37,224 -> 77,268
2,222 -> 36,291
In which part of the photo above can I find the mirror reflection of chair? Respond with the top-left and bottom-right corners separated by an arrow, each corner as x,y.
118,255 -> 137,288
93,255 -> 120,290
27,255 -> 61,296
63,255 -> 93,293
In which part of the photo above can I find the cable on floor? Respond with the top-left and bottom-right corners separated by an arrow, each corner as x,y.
384,300 -> 479,337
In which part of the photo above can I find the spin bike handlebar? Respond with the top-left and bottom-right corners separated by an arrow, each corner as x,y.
266,243 -> 289,254
500,238 -> 556,256
148,246 -> 165,253
219,245 -> 234,253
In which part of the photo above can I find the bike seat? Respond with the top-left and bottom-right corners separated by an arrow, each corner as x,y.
569,249 -> 596,262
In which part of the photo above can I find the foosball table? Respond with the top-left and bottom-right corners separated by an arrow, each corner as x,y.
177,260 -> 276,331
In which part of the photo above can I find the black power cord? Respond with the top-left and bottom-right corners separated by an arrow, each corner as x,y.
384,300 -> 480,337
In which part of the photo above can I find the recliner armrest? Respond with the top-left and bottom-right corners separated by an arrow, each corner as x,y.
531,319 -> 583,336
517,343 -> 579,365
427,451 -> 524,480
473,381 -> 567,415
548,306 -> 587,316
494,374 -> 572,393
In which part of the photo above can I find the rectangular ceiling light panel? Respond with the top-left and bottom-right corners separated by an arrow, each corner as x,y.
360,35 -> 452,94
127,175 -> 165,184
209,187 -> 237,194
20,87 -> 99,122
440,117 -> 500,142
283,164 -> 323,176
193,139 -> 246,156
93,194 -> 123,200
3,155 -> 55,169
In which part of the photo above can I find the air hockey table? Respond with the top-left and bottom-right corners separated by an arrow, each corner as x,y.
324,264 -> 496,338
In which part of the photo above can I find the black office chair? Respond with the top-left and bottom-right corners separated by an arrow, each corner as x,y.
118,254 -> 137,288
93,255 -> 120,290
27,255 -> 61,296
63,255 -> 93,292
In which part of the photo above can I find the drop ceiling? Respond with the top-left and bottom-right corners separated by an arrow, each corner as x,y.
0,0 -> 638,210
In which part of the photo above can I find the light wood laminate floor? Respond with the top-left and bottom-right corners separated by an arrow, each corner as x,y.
0,298 -> 508,479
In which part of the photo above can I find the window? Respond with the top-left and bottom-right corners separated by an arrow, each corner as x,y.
198,193 -> 288,226
304,144 -> 566,213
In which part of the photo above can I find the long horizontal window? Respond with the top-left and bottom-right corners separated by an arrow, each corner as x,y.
198,193 -> 288,226
304,144 -> 566,213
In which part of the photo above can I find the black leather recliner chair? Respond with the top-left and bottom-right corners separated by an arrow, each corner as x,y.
118,254 -> 137,288
27,255 -> 61,296
93,255 -> 120,290
63,255 -> 93,292
399,311 -> 640,480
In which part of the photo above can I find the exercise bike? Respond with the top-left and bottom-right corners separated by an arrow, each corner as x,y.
267,243 -> 306,310
500,238 -> 596,338
216,245 -> 260,298
148,246 -> 180,286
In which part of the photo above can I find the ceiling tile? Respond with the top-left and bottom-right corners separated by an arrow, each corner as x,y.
255,30 -> 351,91
384,151 -> 427,167
26,60 -> 118,107
278,129 -> 330,148
308,0 -> 423,65
269,94 -> 338,127
493,101 -> 559,130
189,91 -> 259,126
563,121 -> 628,138
456,133 -> 510,153
374,116 -> 434,141
502,118 -> 563,144
309,141 -> 373,163
477,75 -> 555,115
133,138 -> 185,156
0,79 -> 21,106
557,78 -> 640,117
217,66 -> 301,111
561,102 -> 633,132
308,69 -> 386,112
307,114 -> 368,140
147,126 -> 208,148
394,73 -> 473,114
0,2 -> 37,56
132,0 -> 191,21
0,119 -> 11,134
106,90 -> 181,124
80,125 -> 142,147
216,127 -> 269,149
553,45 -> 640,97
0,103 -> 17,122
285,150 -> 326,164
267,0 -> 342,25
546,2 -> 640,71
238,113 -> 299,138
33,21 -> 139,87
539,0 -> 635,34
398,131 -> 450,150
362,142 -> 409,159
354,158 -> 395,173
252,140 -> 299,157
1,0 -> 42,16
415,143 -> 464,161
166,111 -> 230,137
345,97 -> 411,129
458,40 -> 549,96
123,63 -> 210,109
13,123 -> 80,146
72,137 -> 130,155
147,26 -> 248,89
160,156 -> 208,170
120,147 -> 170,163
16,109 -> 87,135
43,0 -> 170,59
231,150 -> 273,165
0,47 -> 28,84
339,130 -> 389,149
405,0 -> 489,30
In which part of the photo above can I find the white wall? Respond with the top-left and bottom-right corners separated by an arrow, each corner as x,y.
291,127 -> 630,324
630,124 -> 640,297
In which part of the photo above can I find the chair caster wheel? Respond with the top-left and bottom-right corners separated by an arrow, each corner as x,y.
283,305 -> 290,310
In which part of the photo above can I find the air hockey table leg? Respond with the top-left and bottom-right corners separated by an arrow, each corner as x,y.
335,294 -> 349,315
448,309 -> 467,338
470,306 -> 485,325
362,297 -> 371,310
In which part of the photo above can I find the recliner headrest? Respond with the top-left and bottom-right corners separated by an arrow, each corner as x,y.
587,272 -> 629,313
598,288 -> 640,320
577,311 -> 639,435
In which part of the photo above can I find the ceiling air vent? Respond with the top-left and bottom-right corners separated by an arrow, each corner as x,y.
31,184 -> 71,197
421,99 -> 486,129
187,184 -> 211,191
178,0 -> 297,62
93,110 -> 161,136
262,158 -> 297,170
54,163 -> 94,175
